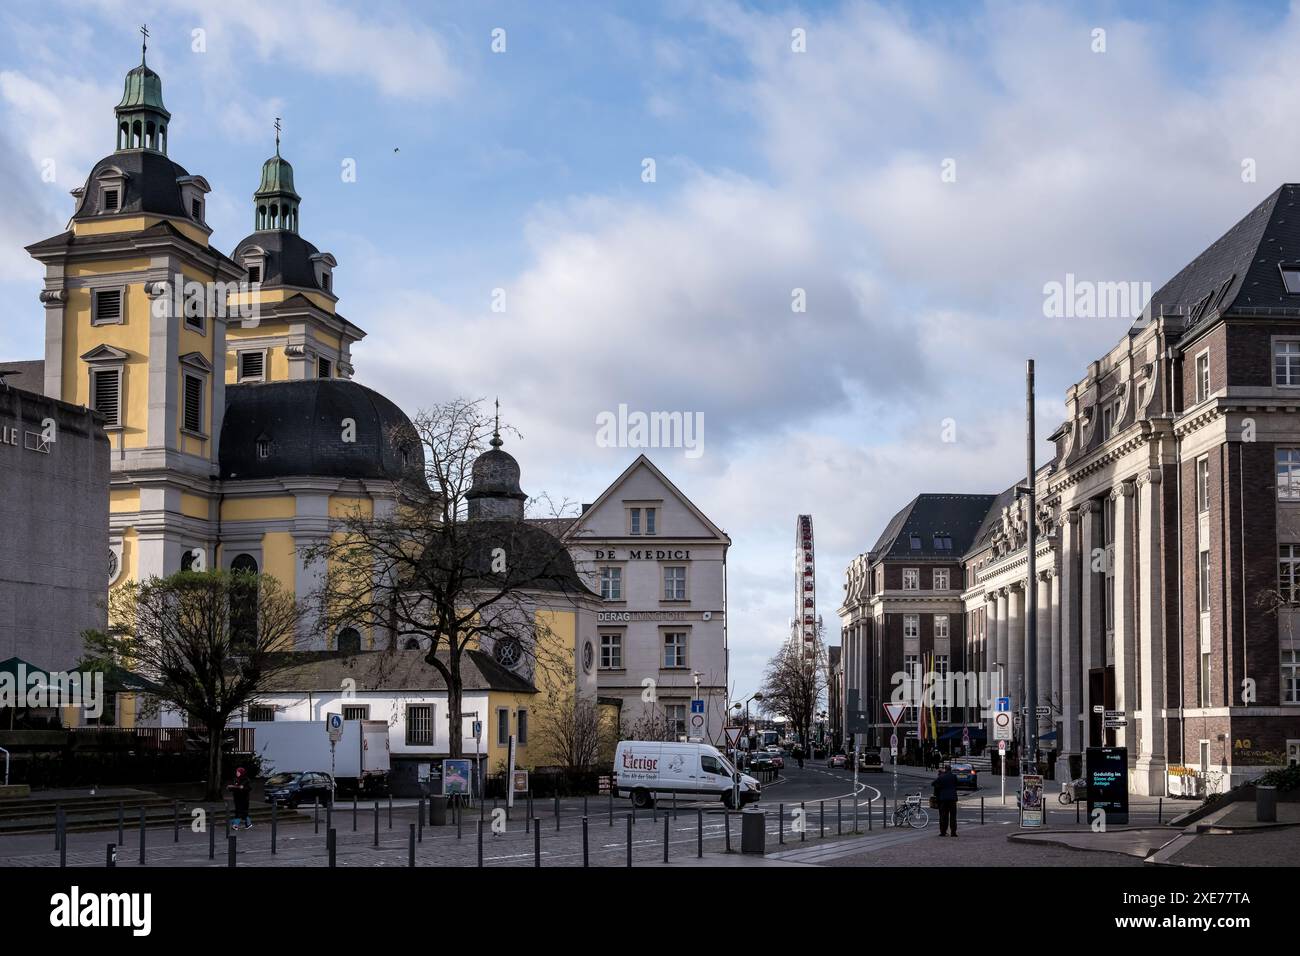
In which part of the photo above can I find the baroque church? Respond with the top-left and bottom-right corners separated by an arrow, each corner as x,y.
20,43 -> 433,654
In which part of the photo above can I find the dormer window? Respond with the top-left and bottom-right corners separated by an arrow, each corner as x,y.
321,271 -> 331,292
103,189 -> 120,212
191,198 -> 203,221
1281,263 -> 1300,295
909,533 -> 921,550
310,251 -> 338,294
247,264 -> 261,284
256,435 -> 272,459
317,356 -> 333,379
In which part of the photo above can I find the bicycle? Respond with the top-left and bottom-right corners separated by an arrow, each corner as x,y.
892,791 -> 930,829
1058,778 -> 1085,805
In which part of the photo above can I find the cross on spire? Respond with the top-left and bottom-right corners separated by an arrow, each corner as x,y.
140,24 -> 149,64
491,398 -> 502,448
274,116 -> 282,155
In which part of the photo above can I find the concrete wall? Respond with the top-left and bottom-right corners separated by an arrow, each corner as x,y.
0,387 -> 108,671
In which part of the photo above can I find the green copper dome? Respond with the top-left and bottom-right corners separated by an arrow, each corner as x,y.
116,63 -> 170,118
256,154 -> 299,200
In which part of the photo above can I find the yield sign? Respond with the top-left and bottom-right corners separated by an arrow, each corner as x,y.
883,702 -> 906,726
724,727 -> 742,748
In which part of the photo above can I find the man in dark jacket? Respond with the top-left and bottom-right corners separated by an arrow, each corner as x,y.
229,766 -> 253,830
931,763 -> 959,836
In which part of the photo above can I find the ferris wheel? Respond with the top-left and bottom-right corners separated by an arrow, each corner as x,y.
795,515 -> 819,650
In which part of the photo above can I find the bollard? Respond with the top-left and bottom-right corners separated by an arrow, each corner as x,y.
528,791 -> 533,823
327,828 -> 336,867
609,791 -> 614,827
209,820 -> 215,859
327,796 -> 333,835
582,816 -> 590,867
632,802 -> 637,825
626,815 -> 633,867
457,801 -> 463,840
352,795 -> 357,832
526,810 -> 531,834
838,799 -> 842,835
779,803 -> 784,844
117,802 -> 124,847
409,823 -> 415,867
555,794 -> 561,831
584,796 -> 588,819
314,797 -> 320,834
820,801 -> 825,839
1158,798 -> 1163,825
106,843 -> 116,868
801,802 -> 806,842
663,813 -> 670,863
58,808 -> 66,868
54,803 -> 61,851
697,809 -> 703,858
228,834 -> 236,867
139,808 -> 146,865
534,820 -> 541,867
868,796 -> 873,831
673,791 -> 678,819
478,820 -> 484,868
173,800 -> 180,843
1076,798 -> 1079,824
882,797 -> 886,829
272,800 -> 278,854
389,794 -> 393,830
725,812 -> 731,852
982,797 -> 986,825
373,801 -> 380,847
418,805 -> 424,843
652,797 -> 657,823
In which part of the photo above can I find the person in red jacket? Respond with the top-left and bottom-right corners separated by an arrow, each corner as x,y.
229,766 -> 253,830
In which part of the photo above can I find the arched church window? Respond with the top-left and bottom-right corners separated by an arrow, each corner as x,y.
337,628 -> 362,654
230,554 -> 259,646
404,637 -> 421,651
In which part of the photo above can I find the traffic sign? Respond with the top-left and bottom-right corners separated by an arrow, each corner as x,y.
993,710 -> 1013,741
998,740 -> 1007,755
690,713 -> 705,732
1104,718 -> 1128,728
996,696 -> 1011,713
472,720 -> 482,740
326,713 -> 343,743
1092,705 -> 1104,714
1036,706 -> 1051,717
961,727 -> 971,745
883,702 -> 907,725
725,727 -> 742,748
691,698 -> 705,714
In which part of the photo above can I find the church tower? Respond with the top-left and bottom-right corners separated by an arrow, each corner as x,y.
25,35 -> 244,588
225,124 -> 366,385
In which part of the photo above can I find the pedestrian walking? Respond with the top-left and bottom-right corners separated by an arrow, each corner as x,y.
794,745 -> 805,769
229,766 -> 254,830
931,762 -> 959,837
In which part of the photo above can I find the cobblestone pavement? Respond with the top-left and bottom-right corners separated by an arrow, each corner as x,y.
1167,828 -> 1300,867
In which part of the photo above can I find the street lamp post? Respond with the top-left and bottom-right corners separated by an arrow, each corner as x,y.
730,693 -> 763,811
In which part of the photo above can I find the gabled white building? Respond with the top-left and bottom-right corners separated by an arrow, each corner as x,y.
562,456 -> 731,743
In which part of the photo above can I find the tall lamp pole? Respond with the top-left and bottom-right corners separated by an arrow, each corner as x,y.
1025,359 -> 1039,769
730,693 -> 763,810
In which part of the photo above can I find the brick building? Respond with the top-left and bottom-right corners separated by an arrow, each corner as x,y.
841,184 -> 1300,794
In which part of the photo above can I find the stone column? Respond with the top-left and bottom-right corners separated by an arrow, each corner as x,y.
1111,481 -> 1137,757
1036,572 -> 1052,711
995,589 -> 1009,674
1059,507 -> 1083,764
1135,470 -> 1167,795
1007,584 -> 1026,711
1079,500 -> 1102,748
986,593 -> 999,741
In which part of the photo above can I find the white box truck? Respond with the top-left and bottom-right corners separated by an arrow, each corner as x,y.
614,740 -> 760,809
254,717 -> 391,796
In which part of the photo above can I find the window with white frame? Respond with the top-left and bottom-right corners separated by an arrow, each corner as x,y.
933,568 -> 950,591
663,566 -> 687,600
92,288 -> 124,326
1278,449 -> 1300,501
903,614 -> 919,639
903,653 -> 919,721
628,507 -> 642,535
1196,456 -> 1210,513
599,566 -> 623,601
1276,340 -> 1300,387
934,654 -> 950,720
663,632 -> 687,668
1280,545 -> 1300,603
664,704 -> 687,739
934,614 -> 949,640
600,632 -> 623,669
1199,549 -> 1211,613
644,507 -> 657,535
1283,648 -> 1300,705
1200,652 -> 1213,708
902,568 -> 920,590
1195,352 -> 1210,403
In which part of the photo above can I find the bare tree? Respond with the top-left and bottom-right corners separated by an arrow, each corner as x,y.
82,569 -> 303,800
303,398 -> 592,758
531,651 -> 614,769
622,705 -> 680,743
759,636 -> 828,752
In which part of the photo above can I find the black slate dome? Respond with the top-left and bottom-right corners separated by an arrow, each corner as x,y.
418,519 -> 593,598
220,379 -> 422,482
232,231 -> 329,291
73,151 -> 194,221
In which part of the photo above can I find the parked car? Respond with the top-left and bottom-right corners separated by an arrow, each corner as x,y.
827,752 -> 848,769
769,753 -> 785,770
950,761 -> 979,790
262,771 -> 335,807
857,751 -> 883,772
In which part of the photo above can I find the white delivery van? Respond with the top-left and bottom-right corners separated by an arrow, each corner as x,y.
614,740 -> 761,809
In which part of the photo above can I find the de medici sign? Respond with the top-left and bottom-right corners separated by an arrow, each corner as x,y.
593,548 -> 691,561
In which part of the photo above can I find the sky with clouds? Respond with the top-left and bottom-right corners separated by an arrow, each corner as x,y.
2,0 -> 1297,706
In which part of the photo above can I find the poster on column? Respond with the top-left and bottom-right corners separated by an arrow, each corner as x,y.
1019,774 -> 1044,827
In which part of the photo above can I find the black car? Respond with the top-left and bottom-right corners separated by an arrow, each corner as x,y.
747,752 -> 777,774
263,771 -> 335,807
